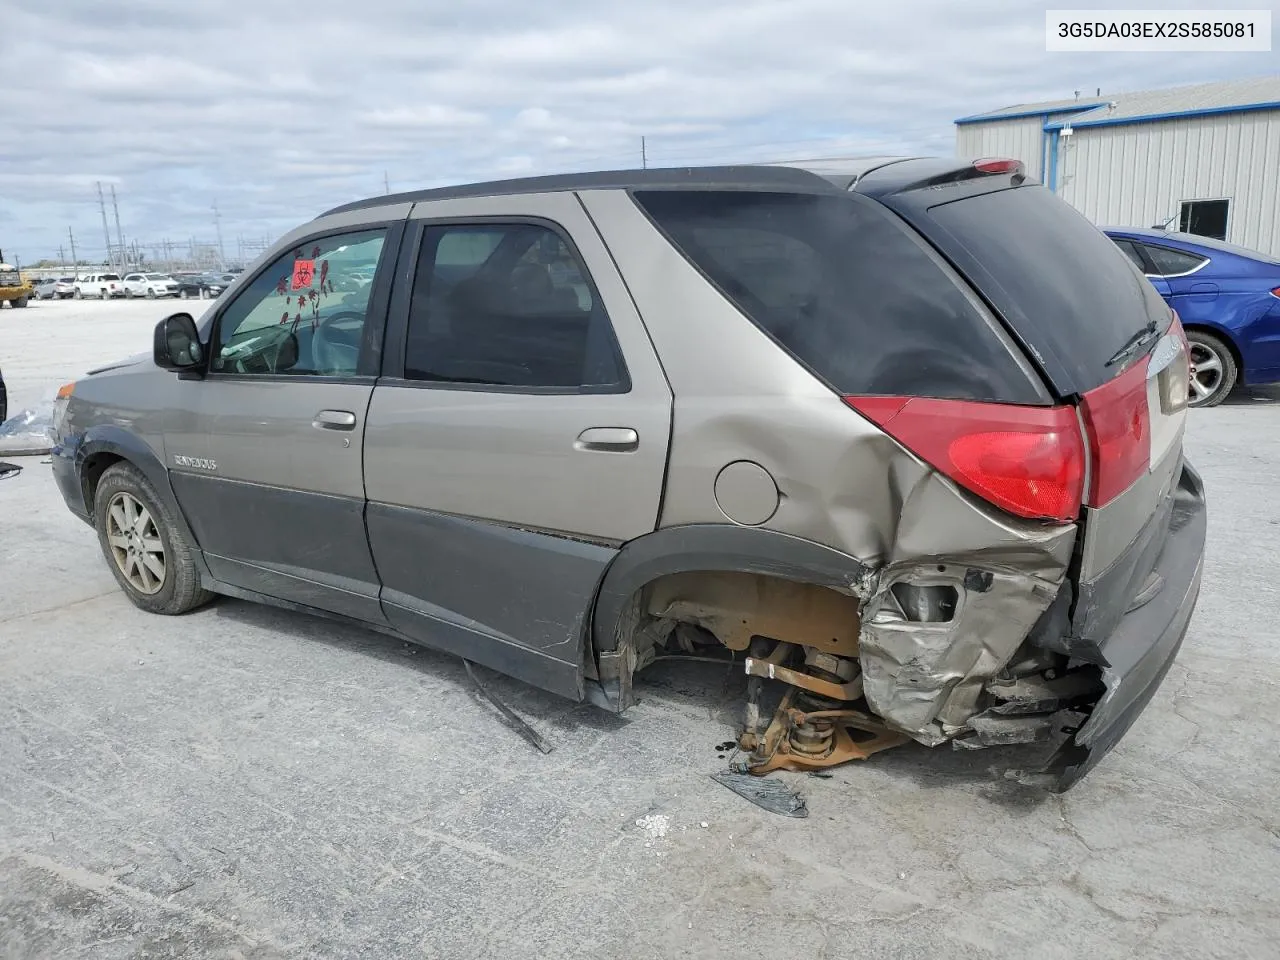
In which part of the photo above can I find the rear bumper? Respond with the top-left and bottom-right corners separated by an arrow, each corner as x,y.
1043,462 -> 1206,790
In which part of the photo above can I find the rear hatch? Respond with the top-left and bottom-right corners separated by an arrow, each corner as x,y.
858,165 -> 1189,644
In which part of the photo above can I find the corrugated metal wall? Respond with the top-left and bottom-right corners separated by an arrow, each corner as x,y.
955,117 -> 1047,180
1057,111 -> 1280,255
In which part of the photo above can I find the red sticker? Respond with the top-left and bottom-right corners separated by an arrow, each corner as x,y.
291,259 -> 316,290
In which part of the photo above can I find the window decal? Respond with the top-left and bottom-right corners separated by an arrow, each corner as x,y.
291,259 -> 316,290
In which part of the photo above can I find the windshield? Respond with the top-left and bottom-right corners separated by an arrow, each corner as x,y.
145,273 -> 169,280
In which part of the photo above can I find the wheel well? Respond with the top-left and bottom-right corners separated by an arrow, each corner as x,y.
1183,323 -> 1243,372
81,452 -> 125,519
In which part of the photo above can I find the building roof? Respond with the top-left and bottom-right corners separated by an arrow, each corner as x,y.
956,75 -> 1280,129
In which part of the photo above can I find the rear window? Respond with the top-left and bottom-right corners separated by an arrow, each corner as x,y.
925,186 -> 1170,392
633,190 -> 1046,403
1141,244 -> 1207,276
101,274 -> 121,281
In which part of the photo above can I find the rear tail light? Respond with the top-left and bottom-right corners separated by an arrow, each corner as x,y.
845,396 -> 1085,523
973,158 -> 1023,175
1271,286 -> 1280,299
1079,362 -> 1150,507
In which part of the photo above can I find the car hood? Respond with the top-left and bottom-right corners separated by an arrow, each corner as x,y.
86,351 -> 152,377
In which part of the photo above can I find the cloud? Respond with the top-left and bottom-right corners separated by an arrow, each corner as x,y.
0,0 -> 1268,263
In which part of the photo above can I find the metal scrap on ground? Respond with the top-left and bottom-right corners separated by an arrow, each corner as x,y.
711,771 -> 809,818
462,658 -> 555,755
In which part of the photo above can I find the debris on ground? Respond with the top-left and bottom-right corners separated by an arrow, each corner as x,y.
461,659 -> 554,755
0,402 -> 54,456
711,771 -> 808,818
635,814 -> 670,841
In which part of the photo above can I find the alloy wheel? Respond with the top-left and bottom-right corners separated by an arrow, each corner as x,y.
105,492 -> 166,595
1189,342 -> 1224,405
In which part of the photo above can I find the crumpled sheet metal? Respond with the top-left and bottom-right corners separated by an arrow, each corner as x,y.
860,567 -> 1065,745
711,771 -> 808,818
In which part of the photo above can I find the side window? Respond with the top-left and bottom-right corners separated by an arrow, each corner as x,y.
211,229 -> 386,377
403,222 -> 627,391
1110,239 -> 1148,272
1141,244 -> 1208,277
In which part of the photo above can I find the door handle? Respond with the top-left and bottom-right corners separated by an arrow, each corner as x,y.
313,409 -> 357,431
575,427 -> 639,452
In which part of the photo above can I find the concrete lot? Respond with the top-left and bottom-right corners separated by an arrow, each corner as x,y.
2,298 -> 1279,959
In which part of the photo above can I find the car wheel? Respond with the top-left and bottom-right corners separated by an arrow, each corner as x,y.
74,289 -> 83,299
1186,330 -> 1238,408
179,289 -> 189,300
199,288 -> 209,300
14,297 -> 27,308
146,288 -> 156,299
94,462 -> 214,615
124,288 -> 133,299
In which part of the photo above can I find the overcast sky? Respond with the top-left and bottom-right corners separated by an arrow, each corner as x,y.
1,0 -> 1273,266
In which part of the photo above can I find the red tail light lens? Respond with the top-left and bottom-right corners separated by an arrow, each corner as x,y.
973,158 -> 1023,175
845,397 -> 1085,523
1079,359 -> 1151,507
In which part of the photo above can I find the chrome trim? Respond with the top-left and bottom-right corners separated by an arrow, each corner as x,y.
1143,254 -> 1211,280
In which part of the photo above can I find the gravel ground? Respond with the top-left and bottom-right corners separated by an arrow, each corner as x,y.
2,298 -> 1279,959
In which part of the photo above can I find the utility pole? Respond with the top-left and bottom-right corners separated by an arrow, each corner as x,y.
96,182 -> 115,270
641,136 -> 647,169
67,227 -> 79,274
59,244 -> 66,274
212,201 -> 226,271
384,171 -> 390,194
110,184 -> 126,268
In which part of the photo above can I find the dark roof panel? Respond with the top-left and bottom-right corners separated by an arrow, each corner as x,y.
317,164 -> 841,218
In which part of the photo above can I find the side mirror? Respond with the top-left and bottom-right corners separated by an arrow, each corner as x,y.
153,313 -> 205,373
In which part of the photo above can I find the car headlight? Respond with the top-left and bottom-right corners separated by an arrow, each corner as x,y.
53,381 -> 76,434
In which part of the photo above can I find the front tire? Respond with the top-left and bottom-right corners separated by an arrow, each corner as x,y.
74,288 -> 83,299
1187,330 -> 1238,408
93,462 -> 214,615
180,289 -> 190,300
146,288 -> 156,299
199,288 -> 209,300
14,297 -> 27,308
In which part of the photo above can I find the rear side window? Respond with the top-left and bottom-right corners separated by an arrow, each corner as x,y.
633,190 -> 1045,403
1141,244 -> 1208,276
925,186 -> 1171,392
1110,239 -> 1149,272
403,222 -> 627,391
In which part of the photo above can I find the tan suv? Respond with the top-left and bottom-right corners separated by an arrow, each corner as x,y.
49,159 -> 1206,790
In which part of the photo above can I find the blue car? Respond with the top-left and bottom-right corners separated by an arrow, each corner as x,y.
1104,228 -> 1280,406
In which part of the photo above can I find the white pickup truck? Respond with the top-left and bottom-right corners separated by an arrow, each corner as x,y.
122,273 -> 179,299
73,273 -> 125,299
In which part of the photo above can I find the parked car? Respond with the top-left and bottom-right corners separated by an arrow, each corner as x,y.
74,273 -> 124,299
0,361 -> 6,424
33,278 -> 60,300
174,273 -> 229,300
49,159 -> 1205,792
1104,228 -> 1280,406
122,273 -> 180,299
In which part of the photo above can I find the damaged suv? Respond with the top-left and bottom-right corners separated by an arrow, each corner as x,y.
49,158 -> 1205,790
